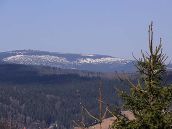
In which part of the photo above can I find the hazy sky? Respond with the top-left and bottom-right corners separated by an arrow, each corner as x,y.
0,0 -> 172,60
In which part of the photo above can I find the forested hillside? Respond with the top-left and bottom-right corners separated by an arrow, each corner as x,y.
0,64 -> 171,128
0,64 -> 128,129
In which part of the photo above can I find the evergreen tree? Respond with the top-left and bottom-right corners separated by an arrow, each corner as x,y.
113,23 -> 172,129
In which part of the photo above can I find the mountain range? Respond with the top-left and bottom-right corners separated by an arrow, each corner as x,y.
1,49 -> 171,72
0,50 -> 135,72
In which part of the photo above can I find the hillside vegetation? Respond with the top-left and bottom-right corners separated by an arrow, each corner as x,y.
0,64 -> 128,129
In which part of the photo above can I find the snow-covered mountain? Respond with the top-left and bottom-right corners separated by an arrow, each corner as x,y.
0,50 -> 134,72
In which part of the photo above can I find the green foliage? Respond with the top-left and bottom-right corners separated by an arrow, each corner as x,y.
113,23 -> 172,129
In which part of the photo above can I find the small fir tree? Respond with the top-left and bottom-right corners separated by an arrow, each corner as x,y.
113,22 -> 172,129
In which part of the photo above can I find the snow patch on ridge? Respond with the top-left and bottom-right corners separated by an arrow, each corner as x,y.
81,54 -> 95,57
76,57 -> 129,64
3,55 -> 70,65
2,51 -> 132,72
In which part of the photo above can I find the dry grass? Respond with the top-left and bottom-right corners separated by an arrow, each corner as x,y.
74,117 -> 116,129
74,111 -> 135,129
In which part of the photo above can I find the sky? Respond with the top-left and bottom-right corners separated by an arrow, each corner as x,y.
0,0 -> 172,60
